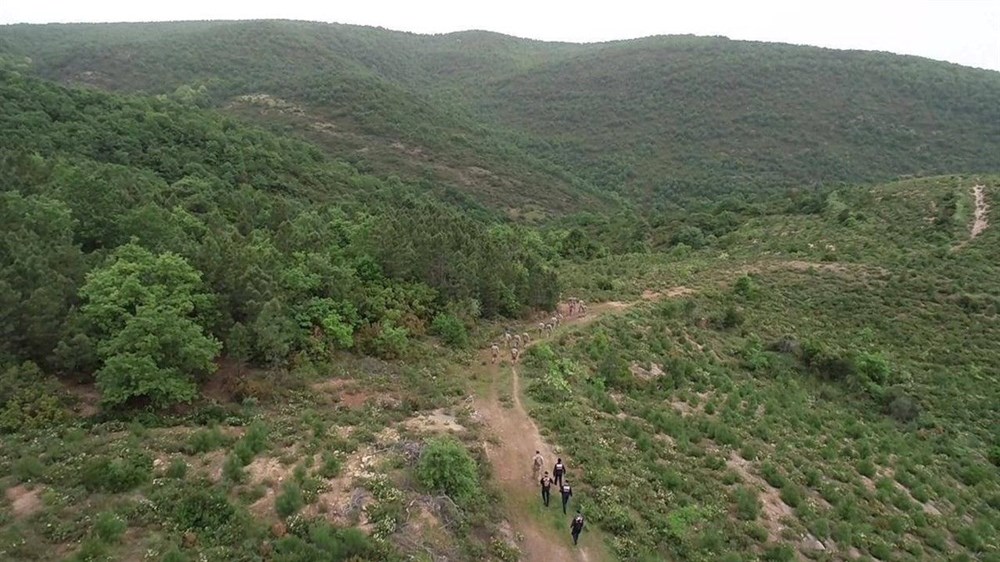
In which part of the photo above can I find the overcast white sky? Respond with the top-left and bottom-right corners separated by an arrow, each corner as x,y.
2,0 -> 998,71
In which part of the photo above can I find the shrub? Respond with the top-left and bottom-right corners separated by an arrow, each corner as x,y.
0,362 -> 71,432
186,426 -> 227,454
273,522 -> 376,561
372,322 -> 408,359
735,486 -> 760,520
170,485 -> 235,531
430,313 -> 469,348
93,512 -> 127,543
734,275 -> 757,298
317,452 -> 342,479
161,546 -> 189,562
222,454 -> 245,483
165,458 -> 188,479
69,537 -> 108,562
276,481 -> 305,518
884,387 -> 921,423
780,485 -> 803,508
13,456 -> 45,482
762,545 -> 795,561
760,463 -> 786,488
81,450 -> 152,492
416,437 -> 479,504
718,306 -> 745,329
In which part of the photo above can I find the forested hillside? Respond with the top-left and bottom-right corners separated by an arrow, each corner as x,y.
0,68 -> 559,404
3,20 -> 999,207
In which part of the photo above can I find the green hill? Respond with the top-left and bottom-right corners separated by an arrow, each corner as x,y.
1,19 -> 999,562
3,20 -> 999,209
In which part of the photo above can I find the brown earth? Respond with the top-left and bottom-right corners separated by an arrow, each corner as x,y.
5,485 -> 42,519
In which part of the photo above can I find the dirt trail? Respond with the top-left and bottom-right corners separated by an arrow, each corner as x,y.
971,184 -> 989,239
474,291 -> 688,561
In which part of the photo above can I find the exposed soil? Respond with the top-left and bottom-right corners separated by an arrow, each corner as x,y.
402,409 -> 465,434
971,184 -> 989,239
726,452 -> 794,544
5,485 -> 43,519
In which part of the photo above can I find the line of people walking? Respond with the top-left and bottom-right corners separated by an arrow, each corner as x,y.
533,450 -> 586,545
490,297 -> 588,366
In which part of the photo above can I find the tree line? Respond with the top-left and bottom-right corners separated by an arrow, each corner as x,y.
0,69 -> 558,412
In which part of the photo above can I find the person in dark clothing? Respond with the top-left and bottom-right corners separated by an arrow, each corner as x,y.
560,480 -> 573,514
539,471 -> 553,507
570,510 -> 585,545
553,458 -> 566,486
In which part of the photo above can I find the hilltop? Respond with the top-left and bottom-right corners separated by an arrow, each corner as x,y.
3,20 -> 999,210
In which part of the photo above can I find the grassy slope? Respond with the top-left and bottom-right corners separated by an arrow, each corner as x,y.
541,176 -> 1000,560
3,21 -> 999,209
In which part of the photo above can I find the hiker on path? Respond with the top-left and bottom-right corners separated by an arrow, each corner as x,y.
531,450 -> 544,481
560,480 -> 573,514
490,343 -> 500,364
570,511 -> 585,545
553,458 -> 566,486
539,471 -> 553,507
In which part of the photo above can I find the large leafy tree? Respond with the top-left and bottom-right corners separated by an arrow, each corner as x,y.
78,243 -> 220,408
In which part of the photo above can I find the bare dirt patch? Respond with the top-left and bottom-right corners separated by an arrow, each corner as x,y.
60,380 -> 100,417
726,452 -> 794,543
5,485 -> 42,519
971,184 -> 989,239
402,409 -> 465,434
310,378 -> 399,409
300,444 -> 391,532
629,361 -> 665,380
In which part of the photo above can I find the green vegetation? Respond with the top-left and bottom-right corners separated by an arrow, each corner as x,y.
416,437 -> 480,504
3,20 -> 998,210
1,19 -> 998,562
526,176 -> 1000,560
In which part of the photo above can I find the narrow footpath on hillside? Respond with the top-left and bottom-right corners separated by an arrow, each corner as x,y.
971,184 -> 989,239
955,184 -> 990,251
472,294 -> 680,562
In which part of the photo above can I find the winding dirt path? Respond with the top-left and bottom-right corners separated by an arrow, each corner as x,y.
971,184 -> 989,240
473,292 -> 688,561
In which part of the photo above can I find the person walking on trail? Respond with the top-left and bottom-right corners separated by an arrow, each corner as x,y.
490,343 -> 500,364
539,471 -> 553,507
560,479 -> 573,514
531,450 -> 544,481
570,510 -> 585,545
553,458 -> 566,486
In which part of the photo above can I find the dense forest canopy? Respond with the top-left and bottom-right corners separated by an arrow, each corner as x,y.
0,68 -> 558,407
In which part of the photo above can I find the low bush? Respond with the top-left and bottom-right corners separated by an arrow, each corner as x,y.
416,437 -> 479,504
81,450 -> 152,492
276,481 -> 305,518
430,313 -> 469,348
